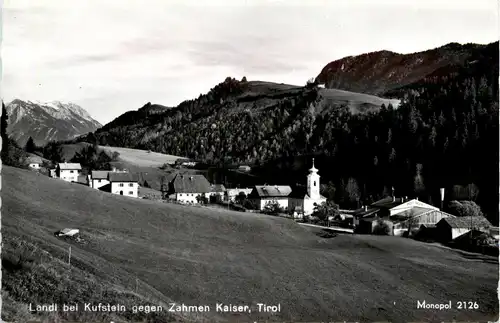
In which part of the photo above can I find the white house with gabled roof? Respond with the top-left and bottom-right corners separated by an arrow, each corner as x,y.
56,162 -> 82,182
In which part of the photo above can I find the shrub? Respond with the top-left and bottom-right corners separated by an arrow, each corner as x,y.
373,220 -> 391,235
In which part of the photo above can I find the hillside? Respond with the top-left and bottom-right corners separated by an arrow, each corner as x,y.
5,99 -> 101,146
69,41 -> 499,224
59,142 -> 184,168
316,42 -> 496,96
2,166 -> 498,322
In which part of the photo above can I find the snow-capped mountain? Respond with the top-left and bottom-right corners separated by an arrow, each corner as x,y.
5,99 -> 102,146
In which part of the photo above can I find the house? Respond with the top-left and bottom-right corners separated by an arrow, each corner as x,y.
390,207 -> 455,236
238,165 -> 251,172
436,216 -> 492,242
27,156 -> 43,169
168,174 -> 212,204
91,170 -> 110,189
354,197 -> 454,236
106,172 -> 139,198
209,184 -> 226,201
56,162 -> 82,182
288,158 -> 327,216
248,185 -> 292,211
225,188 -> 253,202
317,83 -> 326,89
49,169 -> 56,178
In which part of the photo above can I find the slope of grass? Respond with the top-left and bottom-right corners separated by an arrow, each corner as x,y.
60,143 -> 184,168
100,146 -> 183,167
319,88 -> 401,114
2,166 -> 498,322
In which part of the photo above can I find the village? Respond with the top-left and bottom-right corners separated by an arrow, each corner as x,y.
26,154 -> 499,253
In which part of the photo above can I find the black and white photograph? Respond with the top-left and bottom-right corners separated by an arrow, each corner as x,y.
1,0 -> 499,322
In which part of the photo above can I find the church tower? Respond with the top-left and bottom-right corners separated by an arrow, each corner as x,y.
307,158 -> 320,199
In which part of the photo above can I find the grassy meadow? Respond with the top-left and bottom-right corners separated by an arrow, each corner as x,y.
1,166 -> 498,322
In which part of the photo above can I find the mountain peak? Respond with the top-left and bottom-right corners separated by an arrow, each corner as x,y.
5,99 -> 102,145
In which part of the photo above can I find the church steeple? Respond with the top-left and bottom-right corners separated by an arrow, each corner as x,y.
307,158 -> 320,199
309,157 -> 318,174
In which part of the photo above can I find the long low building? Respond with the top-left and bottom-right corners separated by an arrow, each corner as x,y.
355,196 -> 456,236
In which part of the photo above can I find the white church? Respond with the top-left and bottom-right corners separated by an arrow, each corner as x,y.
288,158 -> 327,216
249,158 -> 327,216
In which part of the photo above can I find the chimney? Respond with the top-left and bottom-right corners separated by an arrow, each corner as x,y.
416,197 -> 419,201
440,188 -> 445,210
392,196 -> 395,202
405,196 -> 408,201
364,205 -> 368,211
400,197 -> 403,203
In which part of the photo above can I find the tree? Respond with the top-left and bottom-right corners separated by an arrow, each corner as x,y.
263,200 -> 283,215
413,163 -> 425,195
43,141 -> 64,163
235,192 -> 247,205
1,101 -> 9,159
24,137 -> 36,153
196,194 -> 209,204
312,201 -> 339,225
447,200 -> 484,218
373,220 -> 391,235
346,177 -> 361,208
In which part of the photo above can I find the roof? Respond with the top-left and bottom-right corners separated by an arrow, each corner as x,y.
91,170 -> 109,179
210,184 -> 226,192
438,216 -> 492,229
27,156 -> 43,164
352,207 -> 380,218
108,172 -> 139,182
390,207 -> 434,222
61,228 -> 79,234
170,174 -> 212,193
252,185 -> 292,197
58,162 -> 82,170
371,196 -> 406,209
288,185 -> 326,199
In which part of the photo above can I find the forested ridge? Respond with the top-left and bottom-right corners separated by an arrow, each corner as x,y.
69,42 -> 498,223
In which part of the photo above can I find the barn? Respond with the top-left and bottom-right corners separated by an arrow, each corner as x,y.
436,216 -> 492,242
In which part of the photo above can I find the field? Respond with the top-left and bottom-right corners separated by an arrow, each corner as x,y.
239,81 -> 401,114
60,143 -> 184,167
2,166 -> 499,322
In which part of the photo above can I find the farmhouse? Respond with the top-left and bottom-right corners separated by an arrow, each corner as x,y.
168,174 -> 212,204
56,162 -> 82,182
436,216 -> 492,242
248,185 -> 292,211
91,170 -> 110,189
355,197 -> 455,236
288,158 -> 327,215
209,184 -> 226,201
27,156 -> 42,169
106,172 -> 139,198
225,188 -> 253,202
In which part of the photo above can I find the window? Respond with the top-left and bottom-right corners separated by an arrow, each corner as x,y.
128,191 -> 133,195
98,179 -> 102,183
70,170 -> 74,173
129,183 -> 133,187
314,181 -> 316,186
119,183 -> 124,187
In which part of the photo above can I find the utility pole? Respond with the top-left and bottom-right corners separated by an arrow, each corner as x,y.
68,246 -> 71,266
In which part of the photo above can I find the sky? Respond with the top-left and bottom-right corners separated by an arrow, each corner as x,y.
1,0 -> 498,125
